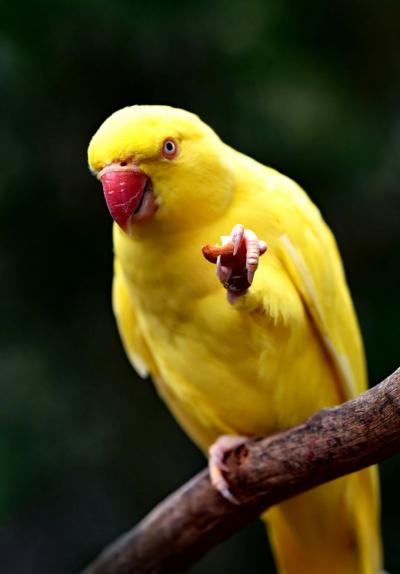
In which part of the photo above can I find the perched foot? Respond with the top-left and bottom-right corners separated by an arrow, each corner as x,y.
202,224 -> 267,304
208,434 -> 248,504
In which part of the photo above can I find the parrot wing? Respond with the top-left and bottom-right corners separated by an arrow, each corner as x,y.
112,258 -> 159,379
275,190 -> 366,400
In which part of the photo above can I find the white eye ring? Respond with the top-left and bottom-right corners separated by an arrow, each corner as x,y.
162,138 -> 178,159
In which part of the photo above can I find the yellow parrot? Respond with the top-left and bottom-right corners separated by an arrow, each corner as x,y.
88,105 -> 382,573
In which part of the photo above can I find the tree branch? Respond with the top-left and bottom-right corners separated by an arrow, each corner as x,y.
81,367 -> 400,574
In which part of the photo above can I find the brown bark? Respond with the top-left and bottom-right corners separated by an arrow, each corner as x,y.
81,367 -> 400,574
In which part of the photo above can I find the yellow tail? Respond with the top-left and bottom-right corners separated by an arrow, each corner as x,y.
264,467 -> 382,574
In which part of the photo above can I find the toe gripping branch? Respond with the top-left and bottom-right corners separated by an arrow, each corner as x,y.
202,241 -> 250,293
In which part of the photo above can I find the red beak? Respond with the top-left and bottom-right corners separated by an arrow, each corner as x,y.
99,164 -> 148,229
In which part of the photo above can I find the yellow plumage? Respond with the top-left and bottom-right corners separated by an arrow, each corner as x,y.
88,105 -> 382,573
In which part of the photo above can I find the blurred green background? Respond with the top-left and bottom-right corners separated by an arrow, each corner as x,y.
1,1 -> 399,572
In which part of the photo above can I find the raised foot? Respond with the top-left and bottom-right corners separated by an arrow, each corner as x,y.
202,225 -> 267,304
208,434 -> 248,504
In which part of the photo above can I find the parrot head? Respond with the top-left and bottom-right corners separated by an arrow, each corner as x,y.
88,105 -> 233,233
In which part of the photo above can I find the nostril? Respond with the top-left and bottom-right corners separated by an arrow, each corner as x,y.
120,161 -> 127,167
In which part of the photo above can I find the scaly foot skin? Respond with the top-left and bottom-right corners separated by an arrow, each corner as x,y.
216,224 -> 267,304
208,434 -> 248,504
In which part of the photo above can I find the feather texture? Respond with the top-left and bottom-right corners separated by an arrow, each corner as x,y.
88,105 -> 382,573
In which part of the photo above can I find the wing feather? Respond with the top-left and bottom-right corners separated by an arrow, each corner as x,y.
275,191 -> 367,400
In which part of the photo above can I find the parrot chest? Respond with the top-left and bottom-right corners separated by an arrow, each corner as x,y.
115,229 -> 340,447
126,262 -> 299,443
118,245 -> 278,439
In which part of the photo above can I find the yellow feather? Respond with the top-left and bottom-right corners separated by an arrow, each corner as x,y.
88,105 -> 382,573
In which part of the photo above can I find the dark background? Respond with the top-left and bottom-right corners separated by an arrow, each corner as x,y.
1,1 -> 399,572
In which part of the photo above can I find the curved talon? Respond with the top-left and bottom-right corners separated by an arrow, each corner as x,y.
244,229 -> 261,284
226,225 -> 267,302
208,435 -> 248,505
231,224 -> 245,256
243,229 -> 268,282
216,255 -> 232,284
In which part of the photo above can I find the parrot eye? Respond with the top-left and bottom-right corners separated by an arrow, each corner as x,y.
162,138 -> 178,159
